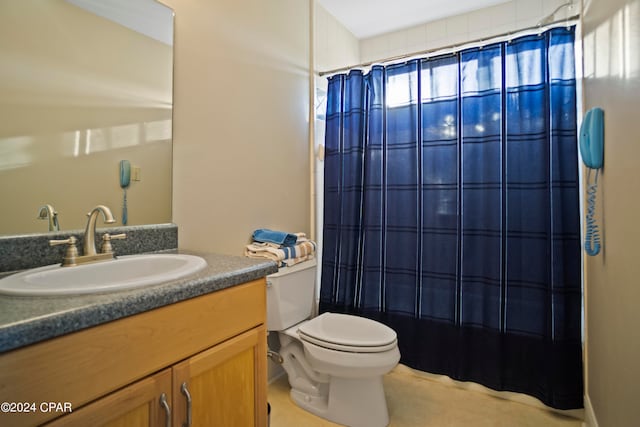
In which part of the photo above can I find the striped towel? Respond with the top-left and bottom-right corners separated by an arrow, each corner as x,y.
244,238 -> 316,267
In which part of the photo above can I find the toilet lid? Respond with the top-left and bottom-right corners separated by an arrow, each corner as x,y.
297,312 -> 397,352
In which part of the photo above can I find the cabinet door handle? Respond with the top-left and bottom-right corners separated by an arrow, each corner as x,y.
180,382 -> 192,427
159,393 -> 171,427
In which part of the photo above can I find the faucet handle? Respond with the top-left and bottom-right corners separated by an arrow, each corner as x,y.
49,236 -> 79,267
49,236 -> 77,247
100,233 -> 127,254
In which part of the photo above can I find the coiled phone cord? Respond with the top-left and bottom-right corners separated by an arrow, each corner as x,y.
584,168 -> 600,256
122,189 -> 128,226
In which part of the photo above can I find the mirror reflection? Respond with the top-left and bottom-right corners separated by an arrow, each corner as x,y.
0,0 -> 173,235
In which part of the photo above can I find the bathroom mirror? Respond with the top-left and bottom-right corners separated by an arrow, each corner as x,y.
0,0 -> 173,235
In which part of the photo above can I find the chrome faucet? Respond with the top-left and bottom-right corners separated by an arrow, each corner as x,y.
37,204 -> 60,232
83,205 -> 116,256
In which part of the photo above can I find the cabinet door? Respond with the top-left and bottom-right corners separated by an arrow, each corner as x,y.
172,326 -> 267,427
44,369 -> 172,427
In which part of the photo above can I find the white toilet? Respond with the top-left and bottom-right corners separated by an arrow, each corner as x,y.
267,259 -> 400,427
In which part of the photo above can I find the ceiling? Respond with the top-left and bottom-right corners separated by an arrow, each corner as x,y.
317,0 -> 511,39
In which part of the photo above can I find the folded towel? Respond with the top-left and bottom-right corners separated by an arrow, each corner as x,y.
245,251 -> 314,268
278,240 -> 316,259
244,240 -> 316,262
258,233 -> 309,250
252,229 -> 298,247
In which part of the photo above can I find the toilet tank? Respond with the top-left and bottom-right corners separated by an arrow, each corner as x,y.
266,259 -> 317,331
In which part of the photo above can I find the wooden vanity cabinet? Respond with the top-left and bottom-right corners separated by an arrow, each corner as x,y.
44,369 -> 173,427
172,326 -> 266,427
0,279 -> 268,427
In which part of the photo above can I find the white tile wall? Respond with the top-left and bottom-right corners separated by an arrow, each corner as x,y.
406,25 -> 427,53
446,13 -> 470,44
314,2 -> 360,72
467,2 -> 516,40
516,0 -> 544,24
359,0 -> 578,64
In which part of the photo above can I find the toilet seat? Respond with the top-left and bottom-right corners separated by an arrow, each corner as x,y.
299,332 -> 397,353
297,312 -> 397,353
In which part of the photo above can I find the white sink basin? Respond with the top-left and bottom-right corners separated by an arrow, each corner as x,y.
0,254 -> 207,296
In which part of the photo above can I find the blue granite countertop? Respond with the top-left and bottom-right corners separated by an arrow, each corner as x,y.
0,251 -> 278,354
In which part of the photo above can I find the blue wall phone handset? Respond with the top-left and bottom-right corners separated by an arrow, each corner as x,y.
579,108 -> 604,256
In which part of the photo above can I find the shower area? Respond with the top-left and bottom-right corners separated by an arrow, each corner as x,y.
313,10 -> 583,412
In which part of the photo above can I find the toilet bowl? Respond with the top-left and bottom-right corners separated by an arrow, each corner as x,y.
294,313 -> 399,377
267,260 -> 400,427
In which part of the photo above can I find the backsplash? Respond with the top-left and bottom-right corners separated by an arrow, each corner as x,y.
0,223 -> 178,274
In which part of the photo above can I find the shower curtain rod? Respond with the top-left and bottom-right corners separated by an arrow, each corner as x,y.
318,14 -> 579,77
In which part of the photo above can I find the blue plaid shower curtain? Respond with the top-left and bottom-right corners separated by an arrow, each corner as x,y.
320,27 -> 582,409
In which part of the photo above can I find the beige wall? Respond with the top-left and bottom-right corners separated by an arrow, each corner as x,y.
0,0 -> 173,234
165,0 -> 311,255
314,2 -> 360,72
582,0 -> 640,425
